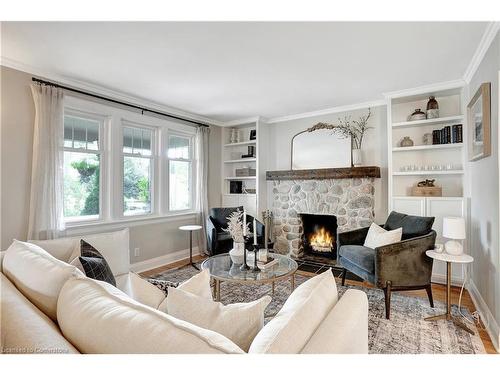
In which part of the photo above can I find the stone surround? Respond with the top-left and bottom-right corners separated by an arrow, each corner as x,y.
271,178 -> 376,258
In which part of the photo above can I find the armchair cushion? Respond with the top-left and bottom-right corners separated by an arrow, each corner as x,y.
339,245 -> 375,274
384,211 -> 434,240
363,223 -> 402,249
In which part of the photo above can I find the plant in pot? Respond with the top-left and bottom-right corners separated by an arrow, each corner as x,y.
224,209 -> 251,265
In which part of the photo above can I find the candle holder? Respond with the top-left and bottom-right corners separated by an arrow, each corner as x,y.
252,244 -> 260,272
240,245 -> 251,271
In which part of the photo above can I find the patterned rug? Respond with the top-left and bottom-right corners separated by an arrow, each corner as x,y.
149,266 -> 486,354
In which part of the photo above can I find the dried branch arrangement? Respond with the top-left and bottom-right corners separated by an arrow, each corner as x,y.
310,108 -> 372,149
223,209 -> 251,243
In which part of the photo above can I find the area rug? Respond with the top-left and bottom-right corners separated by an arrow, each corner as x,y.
149,266 -> 486,354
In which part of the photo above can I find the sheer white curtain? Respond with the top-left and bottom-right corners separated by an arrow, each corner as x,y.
195,126 -> 210,253
27,84 -> 65,240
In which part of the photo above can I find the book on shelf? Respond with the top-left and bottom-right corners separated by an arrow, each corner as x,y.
432,124 -> 462,145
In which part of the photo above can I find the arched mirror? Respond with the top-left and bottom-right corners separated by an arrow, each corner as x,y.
291,128 -> 351,170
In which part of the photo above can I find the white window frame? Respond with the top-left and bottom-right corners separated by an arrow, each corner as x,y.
62,108 -> 107,225
166,131 -> 195,213
62,95 -> 198,232
120,120 -> 159,219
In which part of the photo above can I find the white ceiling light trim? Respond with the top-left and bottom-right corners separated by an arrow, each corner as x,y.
0,56 -> 225,127
463,21 -> 500,83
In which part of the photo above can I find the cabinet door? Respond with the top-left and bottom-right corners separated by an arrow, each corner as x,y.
426,197 -> 466,284
392,197 -> 425,216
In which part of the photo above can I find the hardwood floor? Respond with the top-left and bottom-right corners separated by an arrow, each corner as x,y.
141,255 -> 497,354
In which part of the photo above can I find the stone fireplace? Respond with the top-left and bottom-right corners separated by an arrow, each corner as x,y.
266,167 -> 381,260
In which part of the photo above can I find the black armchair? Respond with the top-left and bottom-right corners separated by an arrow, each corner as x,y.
205,206 -> 265,256
337,211 -> 437,319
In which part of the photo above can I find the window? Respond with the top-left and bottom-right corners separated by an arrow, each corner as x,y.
168,134 -> 193,211
63,114 -> 101,221
122,125 -> 153,216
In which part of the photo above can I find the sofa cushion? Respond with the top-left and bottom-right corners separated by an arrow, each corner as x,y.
57,276 -> 244,354
166,287 -> 271,351
385,211 -> 435,240
30,228 -> 130,277
248,270 -> 338,354
29,237 -> 79,262
339,245 -> 376,274
0,273 -> 79,354
300,289 -> 368,354
364,223 -> 402,249
2,240 -> 83,321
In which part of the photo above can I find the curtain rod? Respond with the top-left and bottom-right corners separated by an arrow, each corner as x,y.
31,77 -> 210,128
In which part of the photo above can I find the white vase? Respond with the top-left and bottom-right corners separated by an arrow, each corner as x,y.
352,149 -> 363,167
229,241 -> 245,264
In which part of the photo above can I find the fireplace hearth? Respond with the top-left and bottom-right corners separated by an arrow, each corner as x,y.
300,213 -> 338,259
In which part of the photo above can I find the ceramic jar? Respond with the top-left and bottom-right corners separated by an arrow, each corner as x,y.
400,136 -> 414,147
426,96 -> 439,119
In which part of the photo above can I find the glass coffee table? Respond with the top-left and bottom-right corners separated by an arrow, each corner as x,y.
201,253 -> 298,301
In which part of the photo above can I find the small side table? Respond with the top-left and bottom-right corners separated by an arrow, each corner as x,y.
179,225 -> 203,270
425,249 -> 474,335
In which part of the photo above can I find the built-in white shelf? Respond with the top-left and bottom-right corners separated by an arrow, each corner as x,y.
224,176 -> 256,180
393,170 -> 464,176
392,143 -> 463,152
392,115 -> 463,128
223,158 -> 256,164
223,140 -> 256,147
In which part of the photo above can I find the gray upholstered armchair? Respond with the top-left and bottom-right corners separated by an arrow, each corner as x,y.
337,211 -> 437,319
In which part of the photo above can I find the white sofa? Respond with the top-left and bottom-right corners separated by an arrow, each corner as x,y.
0,229 -> 368,354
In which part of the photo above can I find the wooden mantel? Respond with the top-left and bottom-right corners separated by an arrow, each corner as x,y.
266,166 -> 381,181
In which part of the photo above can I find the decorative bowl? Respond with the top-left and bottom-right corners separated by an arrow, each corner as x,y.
229,248 -> 244,265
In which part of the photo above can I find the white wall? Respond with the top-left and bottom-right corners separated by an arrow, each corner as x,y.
267,105 -> 389,222
466,31 -> 500,350
0,66 -> 220,266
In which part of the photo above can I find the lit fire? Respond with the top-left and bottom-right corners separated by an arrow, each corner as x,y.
308,227 -> 333,252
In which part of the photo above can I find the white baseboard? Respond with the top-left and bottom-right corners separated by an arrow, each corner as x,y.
130,247 -> 201,273
467,280 -> 500,352
431,273 -> 464,286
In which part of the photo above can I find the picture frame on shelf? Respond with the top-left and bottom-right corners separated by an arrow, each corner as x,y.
249,129 -> 256,140
468,82 -> 491,161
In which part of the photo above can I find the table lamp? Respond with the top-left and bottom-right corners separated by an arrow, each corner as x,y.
443,216 -> 465,255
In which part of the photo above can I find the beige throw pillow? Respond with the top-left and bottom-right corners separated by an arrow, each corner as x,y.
248,269 -> 338,354
166,287 -> 271,351
363,223 -> 402,249
157,268 -> 213,312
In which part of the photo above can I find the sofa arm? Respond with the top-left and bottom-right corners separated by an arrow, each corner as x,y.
337,226 -> 370,249
375,230 -> 437,288
301,289 -> 368,354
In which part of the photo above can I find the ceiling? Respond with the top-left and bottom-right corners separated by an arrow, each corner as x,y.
1,22 -> 488,122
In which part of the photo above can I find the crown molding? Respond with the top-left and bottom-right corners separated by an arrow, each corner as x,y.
383,79 -> 465,99
0,56 -> 225,127
220,116 -> 262,127
265,99 -> 386,124
463,22 -> 500,84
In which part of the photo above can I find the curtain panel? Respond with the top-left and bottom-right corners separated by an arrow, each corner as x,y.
28,84 -> 65,240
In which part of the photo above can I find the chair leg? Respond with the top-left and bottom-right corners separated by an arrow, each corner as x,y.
383,281 -> 392,319
425,284 -> 434,308
341,268 -> 347,286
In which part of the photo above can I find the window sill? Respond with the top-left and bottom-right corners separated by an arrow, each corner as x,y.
64,211 -> 200,235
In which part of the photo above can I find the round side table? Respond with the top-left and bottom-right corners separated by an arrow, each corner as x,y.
425,249 -> 474,334
179,225 -> 203,270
